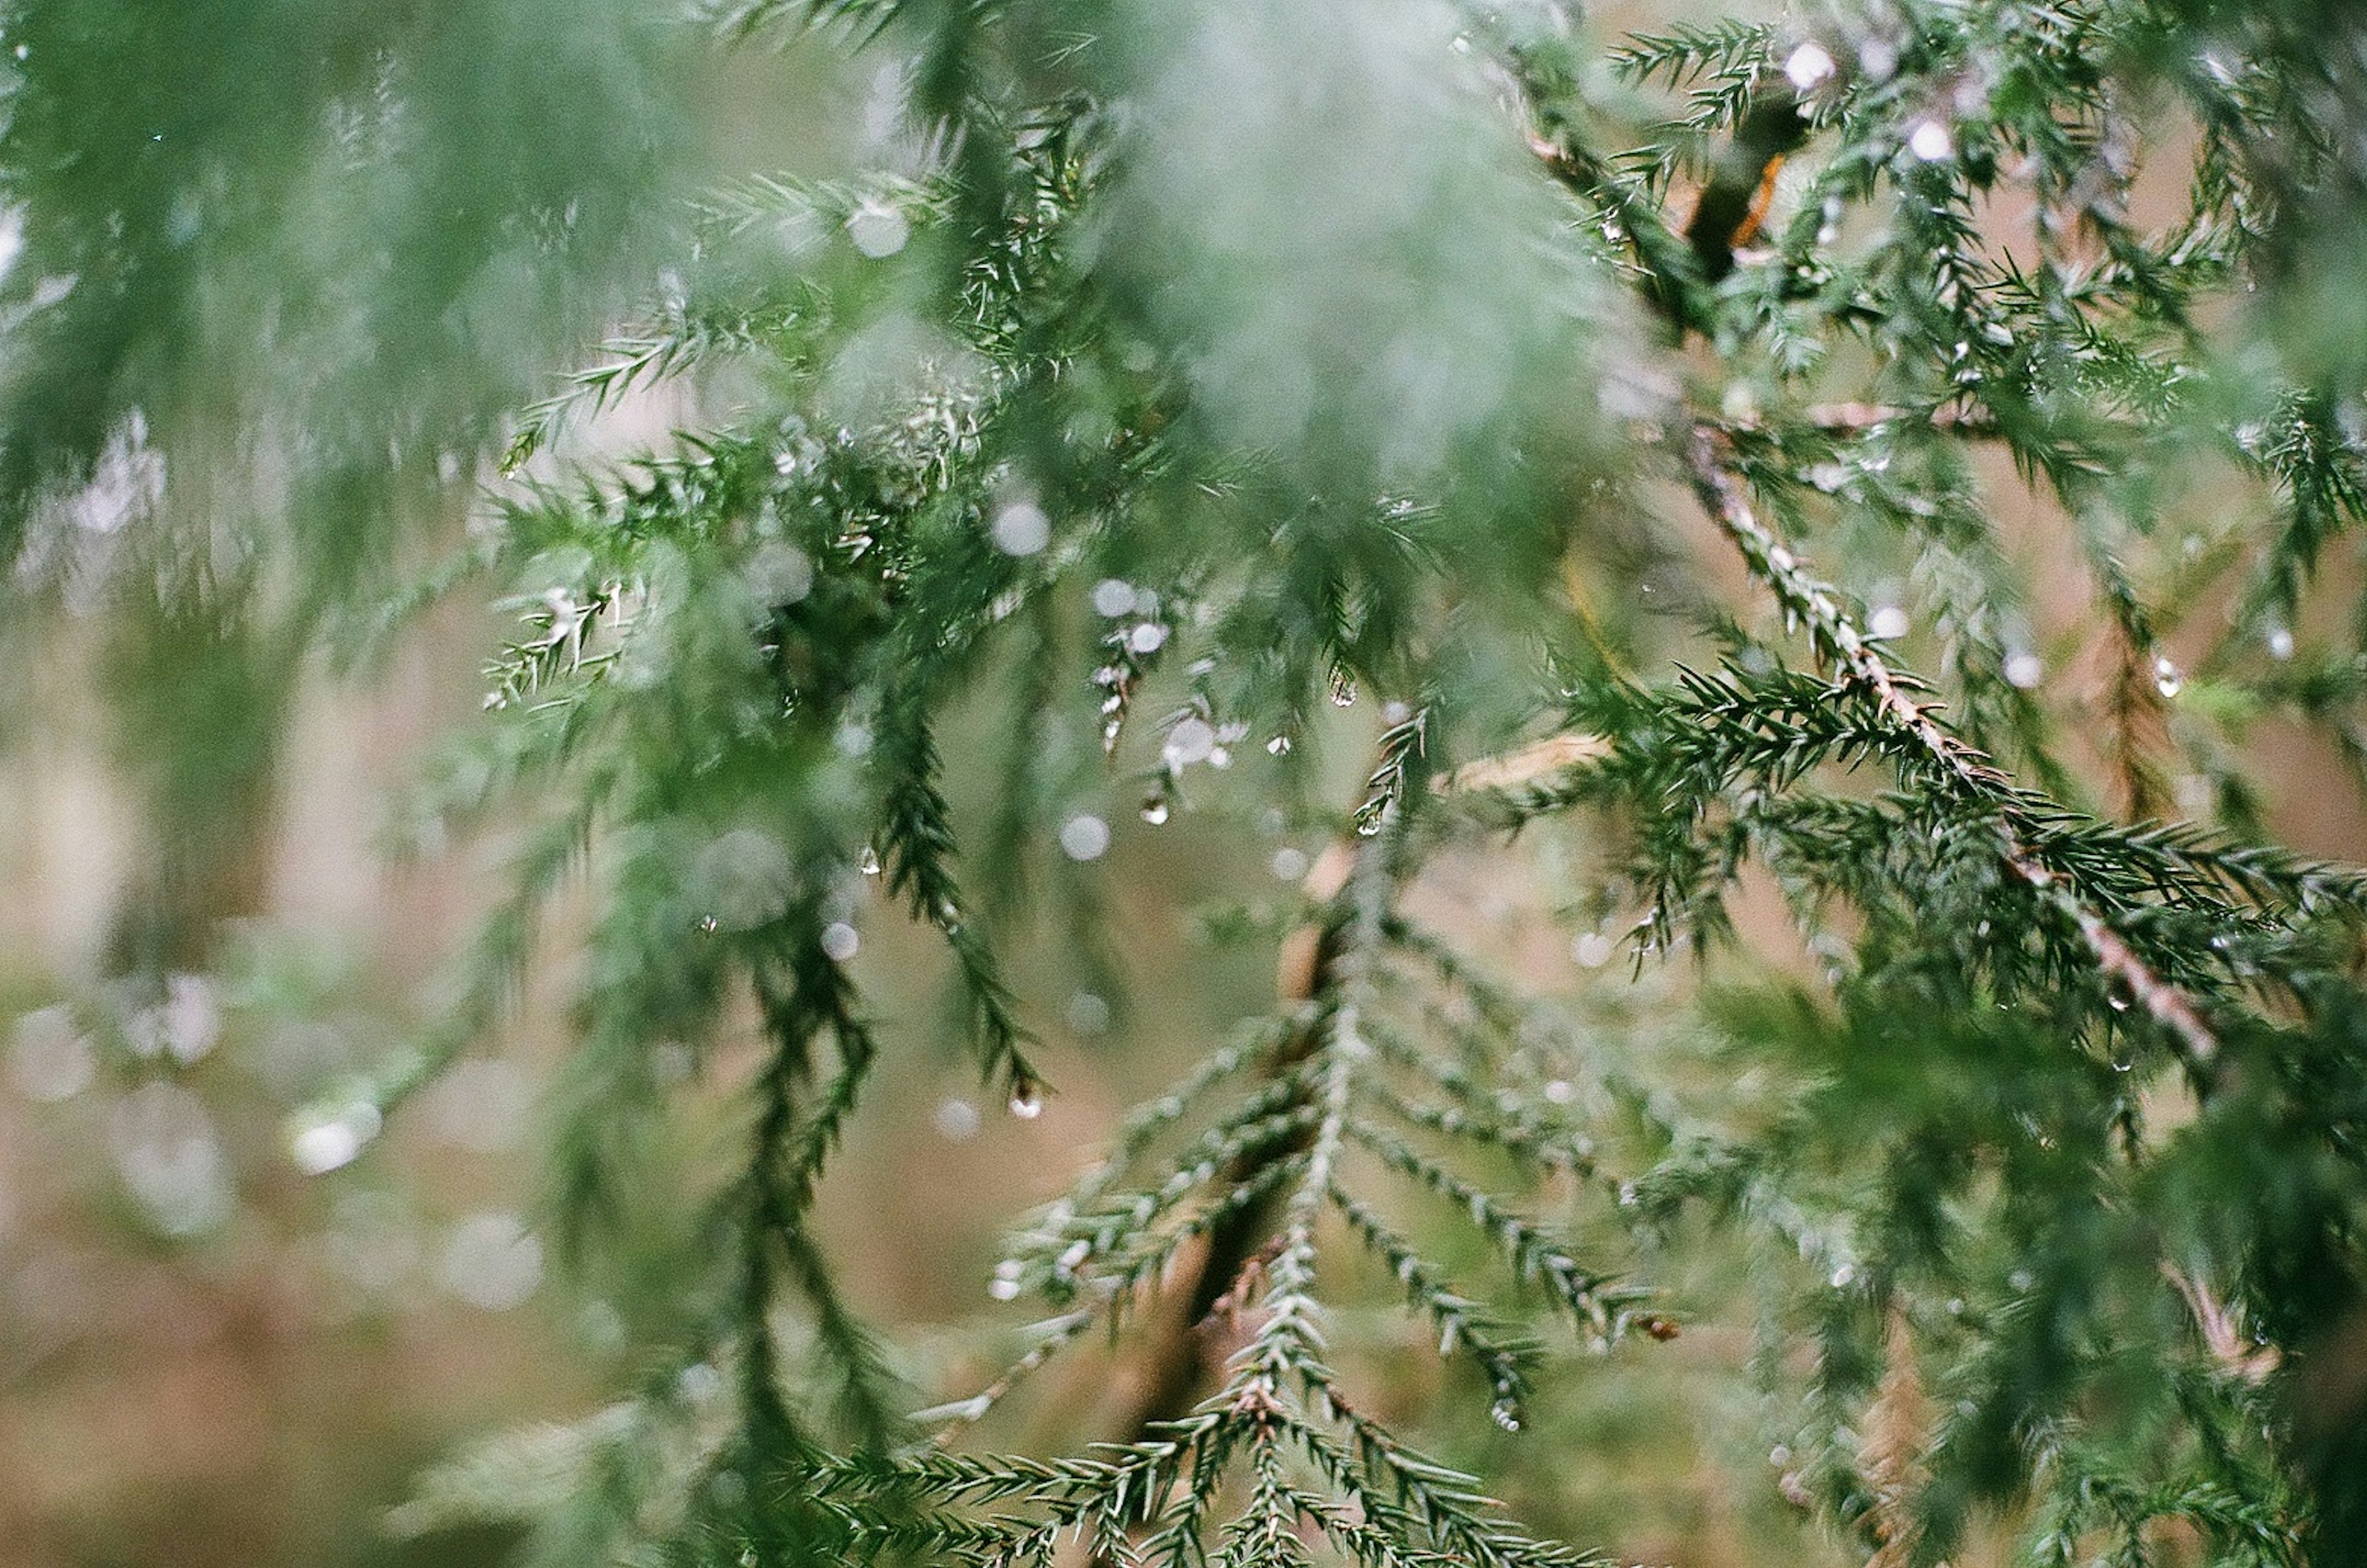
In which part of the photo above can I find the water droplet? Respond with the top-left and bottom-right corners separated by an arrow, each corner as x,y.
2267,626 -> 2295,661
1058,813 -> 1111,862
1127,622 -> 1167,655
820,921 -> 861,962
1265,734 -> 1291,756
1140,798 -> 1169,826
677,1362 -> 726,1403
1207,746 -> 1231,769
1572,931 -> 1616,969
438,1211 -> 544,1311
1008,1078 -> 1045,1119
2154,655 -> 2183,698
2107,994 -> 2130,1012
1330,672 -> 1357,707
845,199 -> 909,259
933,1096 -> 981,1141
2004,650 -> 2044,689
1066,992 -> 1111,1035
991,501 -> 1050,557
859,845 -> 881,876
10,1007 -> 94,1103
1092,579 -> 1136,617
1542,1079 -> 1576,1105
1270,846 -> 1310,881
746,541 -> 813,605
290,1101 -> 382,1175
695,915 -> 720,935
2111,1058 -> 2133,1073
987,1275 -> 1021,1301
1831,1264 -> 1855,1288
1908,118 -> 1955,163
1163,717 -> 1217,767
1784,41 -> 1836,90
1489,1400 -> 1523,1432
1869,605 -> 1910,641
1858,36 -> 1899,80
110,1081 -> 232,1235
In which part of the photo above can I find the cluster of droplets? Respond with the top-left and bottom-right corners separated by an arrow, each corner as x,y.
1090,579 -> 1169,755
1161,712 -> 1250,774
1489,1381 -> 1524,1432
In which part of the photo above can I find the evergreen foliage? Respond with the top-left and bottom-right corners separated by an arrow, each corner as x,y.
17,0 -> 2367,1564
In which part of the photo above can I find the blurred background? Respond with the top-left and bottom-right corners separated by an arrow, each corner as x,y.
7,2 -> 2367,1566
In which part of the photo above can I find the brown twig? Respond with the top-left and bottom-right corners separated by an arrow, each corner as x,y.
1685,423 -> 2220,1066
1102,839 -> 1366,1453
1861,1303 -> 1932,1568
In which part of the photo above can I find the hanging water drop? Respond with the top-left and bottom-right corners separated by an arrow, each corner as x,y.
1265,734 -> 1291,756
1140,798 -> 1169,826
1784,40 -> 1837,91
1908,119 -> 1955,162
1058,813 -> 1111,862
990,501 -> 1051,557
845,199 -> 910,259
1489,1400 -> 1523,1432
2268,626 -> 2295,661
1008,1077 -> 1045,1119
695,915 -> 719,935
2154,655 -> 2183,698
1163,716 -> 1217,767
858,844 -> 881,876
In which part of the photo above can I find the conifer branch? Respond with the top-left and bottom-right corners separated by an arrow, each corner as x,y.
1686,423 -> 2223,1066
